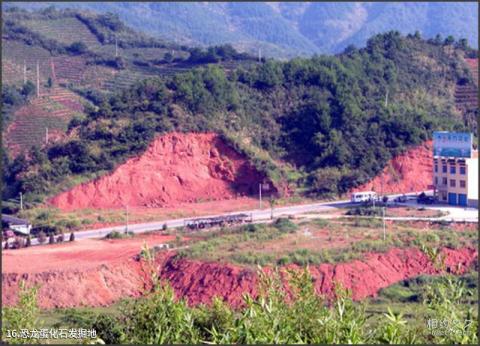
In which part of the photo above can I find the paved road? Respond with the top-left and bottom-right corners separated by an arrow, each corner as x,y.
21,192 -> 428,246
12,190 -> 477,247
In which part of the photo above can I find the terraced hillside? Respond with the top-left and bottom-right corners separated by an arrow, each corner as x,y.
454,58 -> 478,131
1,40 -> 53,89
20,17 -> 101,48
465,58 -> 478,86
4,87 -> 85,156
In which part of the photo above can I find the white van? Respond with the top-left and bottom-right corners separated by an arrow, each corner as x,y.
351,191 -> 377,203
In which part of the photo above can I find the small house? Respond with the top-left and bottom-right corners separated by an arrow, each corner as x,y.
1,214 -> 32,236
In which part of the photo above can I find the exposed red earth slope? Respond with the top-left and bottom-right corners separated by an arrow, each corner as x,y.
352,141 -> 433,194
160,247 -> 476,305
49,133 -> 268,211
2,234 -> 476,309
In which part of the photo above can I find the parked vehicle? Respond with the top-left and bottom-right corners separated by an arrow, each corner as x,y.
185,213 -> 252,230
394,195 -> 407,203
351,191 -> 377,203
417,193 -> 436,204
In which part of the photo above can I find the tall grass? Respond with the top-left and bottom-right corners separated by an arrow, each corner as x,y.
2,267 -> 477,344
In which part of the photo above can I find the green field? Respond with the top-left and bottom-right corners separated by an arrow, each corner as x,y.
174,217 -> 476,267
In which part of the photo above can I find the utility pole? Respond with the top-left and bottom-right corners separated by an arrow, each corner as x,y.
382,206 -> 386,241
270,198 -> 276,220
125,205 -> 129,233
381,174 -> 384,201
20,192 -> 23,210
384,89 -> 389,108
45,127 -> 48,144
36,60 -> 40,98
258,47 -> 262,63
115,35 -> 118,57
259,183 -> 262,209
50,58 -> 56,82
23,60 -> 26,85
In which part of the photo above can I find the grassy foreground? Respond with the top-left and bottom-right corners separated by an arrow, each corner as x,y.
2,256 -> 478,344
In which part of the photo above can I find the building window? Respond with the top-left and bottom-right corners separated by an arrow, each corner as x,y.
442,165 -> 447,173
442,177 -> 447,185
434,165 -> 438,173
460,166 -> 466,175
450,166 -> 456,174
434,177 -> 438,185
460,180 -> 466,188
450,179 -> 456,187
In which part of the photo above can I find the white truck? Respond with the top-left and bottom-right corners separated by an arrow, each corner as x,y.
351,191 -> 377,203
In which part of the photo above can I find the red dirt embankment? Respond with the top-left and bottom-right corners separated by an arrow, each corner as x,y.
49,133 -> 267,210
352,141 -> 433,194
161,247 -> 476,305
2,242 -> 476,309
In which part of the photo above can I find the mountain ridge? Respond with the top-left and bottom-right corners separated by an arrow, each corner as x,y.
3,2 -> 478,58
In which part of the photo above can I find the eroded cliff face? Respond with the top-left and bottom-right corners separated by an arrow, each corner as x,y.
49,132 -> 268,210
352,141 -> 433,194
3,246 -> 476,309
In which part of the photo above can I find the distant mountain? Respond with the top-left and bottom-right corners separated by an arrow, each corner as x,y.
3,2 -> 478,58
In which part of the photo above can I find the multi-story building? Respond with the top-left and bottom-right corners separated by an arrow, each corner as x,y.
433,131 -> 478,207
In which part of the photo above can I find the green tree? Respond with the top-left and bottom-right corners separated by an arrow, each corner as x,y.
68,41 -> 88,55
1,281 -> 41,344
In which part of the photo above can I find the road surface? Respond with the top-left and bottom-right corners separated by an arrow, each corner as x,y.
18,192 -> 428,246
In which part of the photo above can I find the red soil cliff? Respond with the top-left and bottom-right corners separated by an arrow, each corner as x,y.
49,133 -> 267,210
2,246 -> 476,309
352,141 -> 433,194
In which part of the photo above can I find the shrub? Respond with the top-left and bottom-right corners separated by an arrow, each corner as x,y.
68,41 -> 88,55
312,218 -> 330,228
162,223 -> 167,231
347,206 -> 382,216
241,223 -> 264,233
48,233 -> 55,244
274,218 -> 298,233
69,232 -> 75,242
13,237 -> 25,249
56,233 -> 64,243
25,236 -> 31,247
105,231 -> 133,239
352,217 -> 382,228
37,231 -> 47,244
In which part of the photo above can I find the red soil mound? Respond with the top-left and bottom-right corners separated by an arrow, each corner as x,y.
3,243 -> 475,309
49,133 -> 268,211
162,247 -> 476,306
351,141 -> 433,194
2,234 -> 175,308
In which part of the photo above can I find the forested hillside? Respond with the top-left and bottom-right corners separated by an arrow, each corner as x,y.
1,7 -> 256,161
3,30 -> 476,204
4,2 -> 478,58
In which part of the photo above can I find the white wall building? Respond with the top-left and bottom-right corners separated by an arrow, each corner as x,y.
432,131 -> 478,207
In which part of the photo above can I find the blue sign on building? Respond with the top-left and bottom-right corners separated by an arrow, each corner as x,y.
433,131 -> 473,158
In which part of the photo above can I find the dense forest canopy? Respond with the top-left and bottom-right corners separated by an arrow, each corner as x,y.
2,31 -> 476,204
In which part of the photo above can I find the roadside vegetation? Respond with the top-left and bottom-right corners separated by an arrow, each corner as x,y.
174,217 -> 476,267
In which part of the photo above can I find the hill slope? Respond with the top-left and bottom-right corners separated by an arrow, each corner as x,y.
49,132 -> 267,210
4,31 -> 476,204
1,7 -> 257,160
4,2 -> 478,58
